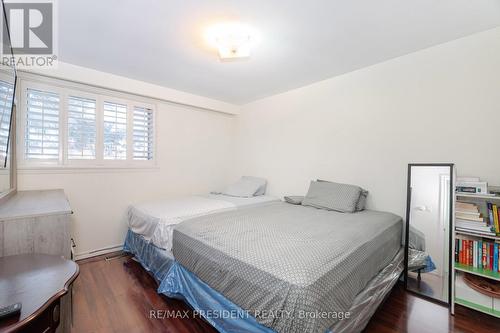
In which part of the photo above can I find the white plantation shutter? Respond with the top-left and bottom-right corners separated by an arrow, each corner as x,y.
67,96 -> 96,160
25,88 -> 60,159
133,106 -> 153,160
0,80 -> 14,161
21,81 -> 156,167
103,101 -> 127,160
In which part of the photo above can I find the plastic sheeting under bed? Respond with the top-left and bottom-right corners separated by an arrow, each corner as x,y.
123,230 -> 404,333
123,229 -> 175,283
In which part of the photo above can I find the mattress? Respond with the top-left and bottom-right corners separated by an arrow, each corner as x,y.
124,230 -> 403,333
127,194 -> 279,251
173,201 -> 402,333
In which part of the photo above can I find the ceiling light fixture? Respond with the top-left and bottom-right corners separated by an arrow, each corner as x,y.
205,22 -> 258,61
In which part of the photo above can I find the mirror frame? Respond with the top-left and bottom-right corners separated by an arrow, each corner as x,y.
0,0 -> 17,203
0,101 -> 16,204
404,163 -> 455,305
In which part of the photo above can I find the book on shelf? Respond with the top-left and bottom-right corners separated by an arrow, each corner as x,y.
486,202 -> 500,234
455,201 -> 496,235
456,201 -> 479,211
496,243 -> 499,272
456,213 -> 483,222
455,235 -> 500,272
487,203 -> 494,227
455,228 -> 497,237
456,220 -> 492,229
456,210 -> 481,218
456,219 -> 486,224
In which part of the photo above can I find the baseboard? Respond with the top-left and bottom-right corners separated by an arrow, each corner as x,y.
74,244 -> 124,261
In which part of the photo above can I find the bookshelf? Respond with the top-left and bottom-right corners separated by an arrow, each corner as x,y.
454,263 -> 500,281
455,298 -> 500,318
452,192 -> 500,319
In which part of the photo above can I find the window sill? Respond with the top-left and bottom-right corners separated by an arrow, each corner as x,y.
18,164 -> 160,174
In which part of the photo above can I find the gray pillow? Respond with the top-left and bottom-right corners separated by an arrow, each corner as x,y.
284,196 -> 304,205
242,176 -> 267,196
318,179 -> 368,211
302,181 -> 362,213
221,178 -> 262,197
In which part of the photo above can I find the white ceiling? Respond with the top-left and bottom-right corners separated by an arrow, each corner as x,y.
59,0 -> 500,105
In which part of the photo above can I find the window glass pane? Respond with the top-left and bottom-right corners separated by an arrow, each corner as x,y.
25,88 -> 60,159
103,101 -> 127,160
67,96 -> 96,160
133,106 -> 153,160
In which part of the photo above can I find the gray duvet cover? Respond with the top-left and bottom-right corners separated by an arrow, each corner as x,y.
173,201 -> 402,333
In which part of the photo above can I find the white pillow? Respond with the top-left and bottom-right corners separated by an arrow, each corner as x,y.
242,176 -> 267,196
222,178 -> 262,197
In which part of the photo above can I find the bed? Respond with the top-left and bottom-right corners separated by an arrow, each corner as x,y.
124,200 -> 404,333
127,193 -> 279,251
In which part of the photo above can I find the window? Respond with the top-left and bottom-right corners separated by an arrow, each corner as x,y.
133,106 -> 154,160
25,88 -> 60,160
67,96 -> 96,160
0,80 -> 14,161
20,80 -> 156,168
103,101 -> 127,160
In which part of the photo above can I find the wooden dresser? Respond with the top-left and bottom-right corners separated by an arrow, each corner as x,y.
0,190 -> 72,258
0,254 -> 79,333
0,189 -> 73,332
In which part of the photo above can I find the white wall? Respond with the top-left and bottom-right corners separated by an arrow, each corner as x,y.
18,76 -> 236,259
28,62 -> 239,115
236,27 -> 500,219
17,27 -> 500,258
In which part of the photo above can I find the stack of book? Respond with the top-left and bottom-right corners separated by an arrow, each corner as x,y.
486,203 -> 500,235
455,236 -> 500,272
456,201 -> 496,236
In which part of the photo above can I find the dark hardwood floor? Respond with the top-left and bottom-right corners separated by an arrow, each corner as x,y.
72,254 -> 500,333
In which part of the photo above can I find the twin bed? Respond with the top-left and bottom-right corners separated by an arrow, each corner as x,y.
124,180 -> 405,333
128,193 -> 279,251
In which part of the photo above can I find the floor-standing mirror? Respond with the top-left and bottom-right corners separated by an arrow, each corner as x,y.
404,163 -> 454,304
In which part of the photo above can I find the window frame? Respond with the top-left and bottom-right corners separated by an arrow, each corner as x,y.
18,78 -> 157,170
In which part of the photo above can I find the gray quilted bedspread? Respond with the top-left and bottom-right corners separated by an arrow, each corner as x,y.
173,201 -> 402,333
